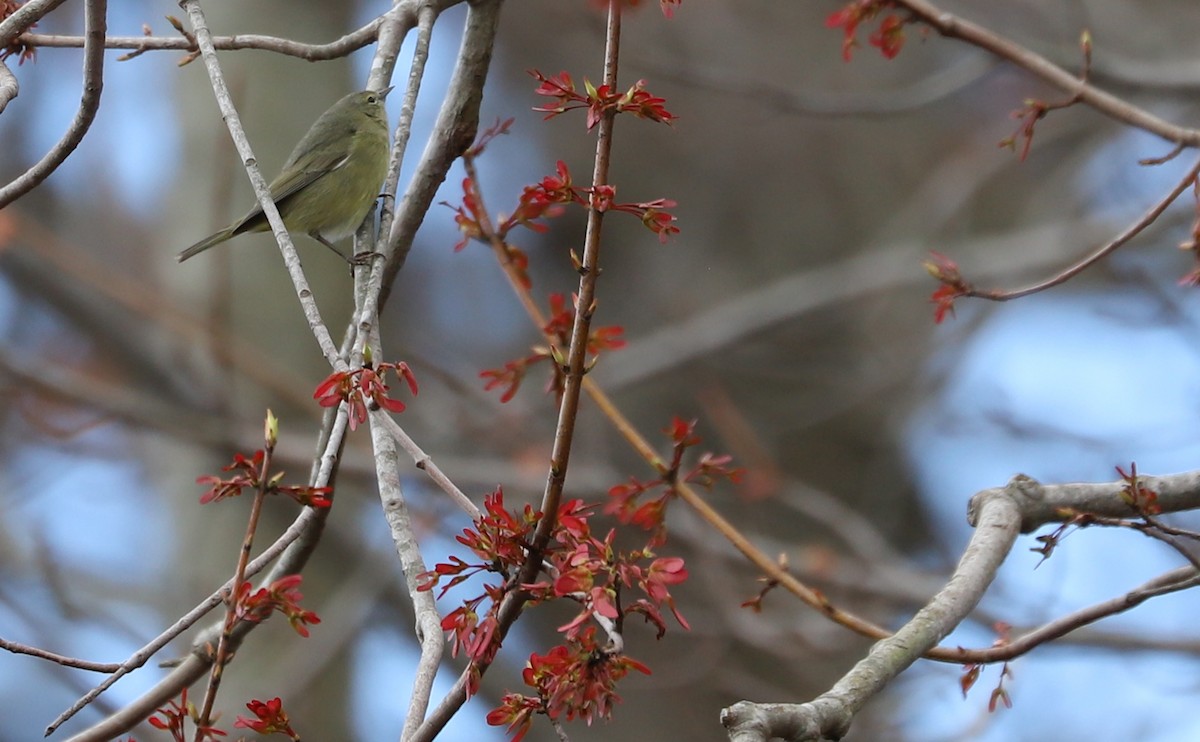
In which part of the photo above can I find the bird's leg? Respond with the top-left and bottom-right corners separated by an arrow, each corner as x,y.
307,232 -> 374,268
309,232 -> 349,260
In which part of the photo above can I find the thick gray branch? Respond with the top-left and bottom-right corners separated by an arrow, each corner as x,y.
968,469 -> 1200,532
368,409 -> 447,740
722,481 -> 1023,741
379,0 -> 503,309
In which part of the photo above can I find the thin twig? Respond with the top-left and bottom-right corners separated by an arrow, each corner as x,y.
949,567 -> 1200,664
0,637 -> 119,673
194,434 -> 276,740
967,155 -> 1200,300
532,0 -> 622,544
180,0 -> 343,369
371,409 -> 480,518
20,21 -> 381,61
51,507 -> 318,738
377,5 -> 436,247
896,0 -> 1200,147
0,0 -> 105,208
352,4 -> 432,368
462,154 -> 552,328
413,3 -> 623,740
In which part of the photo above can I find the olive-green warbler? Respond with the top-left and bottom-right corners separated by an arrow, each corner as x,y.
178,88 -> 391,262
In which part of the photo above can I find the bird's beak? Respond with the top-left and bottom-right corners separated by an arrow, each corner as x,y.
378,86 -> 395,99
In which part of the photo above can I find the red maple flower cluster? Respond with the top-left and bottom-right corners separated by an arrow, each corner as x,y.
825,0 -> 908,61
417,419 -> 740,740
233,574 -> 321,638
447,158 -> 680,257
1116,463 -> 1161,516
481,292 -> 626,403
195,449 -> 333,509
417,485 -> 691,737
149,689 -> 225,741
234,697 -> 300,740
151,691 -> 303,740
606,417 -> 743,543
486,627 -> 652,742
922,251 -> 970,324
313,360 -> 418,431
515,159 -> 679,242
530,70 -> 676,130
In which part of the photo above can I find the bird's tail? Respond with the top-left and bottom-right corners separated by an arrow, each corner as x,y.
177,228 -> 234,262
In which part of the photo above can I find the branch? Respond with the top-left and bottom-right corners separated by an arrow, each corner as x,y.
964,566 -> 1200,664
180,0 -> 343,369
721,484 -> 1023,741
352,3 -> 434,367
966,470 -> 1200,533
0,0 -> 68,47
0,58 -> 16,113
371,409 -> 479,518
53,506 -> 321,739
19,21 -> 382,61
964,155 -> 1200,301
0,637 -> 119,673
379,0 -> 499,307
367,408 -> 447,741
896,0 -> 1200,147
0,0 -> 105,208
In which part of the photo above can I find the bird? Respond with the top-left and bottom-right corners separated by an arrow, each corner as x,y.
178,88 -> 392,263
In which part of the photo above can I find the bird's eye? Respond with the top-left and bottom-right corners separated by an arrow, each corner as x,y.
367,95 -> 377,103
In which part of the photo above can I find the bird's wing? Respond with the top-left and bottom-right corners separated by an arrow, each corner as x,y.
228,122 -> 353,235
267,150 -> 350,204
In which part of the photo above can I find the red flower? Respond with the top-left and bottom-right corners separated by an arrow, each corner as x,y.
313,361 -> 417,431
868,14 -> 905,59
234,575 -> 321,637
530,70 -> 676,130
235,697 -> 299,739
923,251 -> 969,324
825,1 -> 899,61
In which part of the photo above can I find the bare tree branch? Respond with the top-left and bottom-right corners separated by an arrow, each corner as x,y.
20,21 -> 381,61
367,408 -> 447,741
180,0 -> 344,368
0,0 -> 105,208
967,470 -> 1200,532
379,0 -> 500,306
965,567 -> 1200,664
897,0 -> 1200,147
0,0 -> 68,47
967,156 -> 1200,300
0,58 -> 16,113
722,482 -> 1024,741
53,506 -> 322,739
372,409 -> 479,518
351,3 -> 434,368
0,637 -> 119,673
